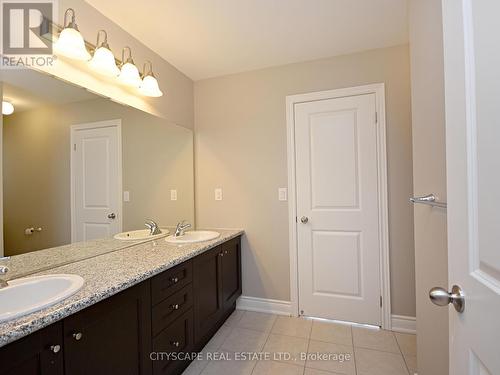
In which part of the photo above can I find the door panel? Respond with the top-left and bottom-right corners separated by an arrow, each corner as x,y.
221,238 -> 242,309
72,121 -> 121,242
310,109 -> 359,209
63,283 -> 151,375
0,323 -> 63,375
443,0 -> 500,374
193,246 -> 223,342
312,231 -> 361,297
295,93 -> 382,325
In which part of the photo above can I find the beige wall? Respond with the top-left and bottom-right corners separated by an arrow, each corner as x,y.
194,45 -> 416,316
0,82 -> 3,256
3,99 -> 194,256
35,0 -> 194,130
409,0 -> 449,373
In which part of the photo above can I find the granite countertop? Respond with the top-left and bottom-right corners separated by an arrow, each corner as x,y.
0,229 -> 244,348
5,236 -> 162,280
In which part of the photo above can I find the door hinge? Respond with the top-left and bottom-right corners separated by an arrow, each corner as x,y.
380,296 -> 383,307
375,112 -> 378,124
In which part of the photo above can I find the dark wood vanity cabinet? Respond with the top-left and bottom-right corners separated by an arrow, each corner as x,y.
193,237 -> 241,344
63,282 -> 152,375
221,238 -> 242,310
0,235 -> 242,375
193,245 -> 225,343
0,323 -> 63,375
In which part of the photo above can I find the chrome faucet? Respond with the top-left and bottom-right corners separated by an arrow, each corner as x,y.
0,259 -> 9,289
174,220 -> 191,237
145,220 -> 162,236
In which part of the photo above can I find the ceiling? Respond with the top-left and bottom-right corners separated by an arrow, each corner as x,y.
2,70 -> 98,113
85,0 -> 409,81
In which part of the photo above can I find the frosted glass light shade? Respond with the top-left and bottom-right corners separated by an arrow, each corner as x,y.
54,27 -> 91,61
89,47 -> 120,77
140,75 -> 163,97
2,102 -> 14,115
118,62 -> 142,87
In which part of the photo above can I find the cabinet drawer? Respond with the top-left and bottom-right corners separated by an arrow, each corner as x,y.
152,309 -> 193,375
152,261 -> 192,305
152,284 -> 193,337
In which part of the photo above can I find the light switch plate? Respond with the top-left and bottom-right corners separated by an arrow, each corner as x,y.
170,189 -> 178,201
123,191 -> 130,202
215,188 -> 223,201
279,188 -> 288,201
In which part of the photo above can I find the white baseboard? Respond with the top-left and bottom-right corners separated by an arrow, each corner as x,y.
236,297 -> 416,334
236,296 -> 292,316
391,314 -> 417,334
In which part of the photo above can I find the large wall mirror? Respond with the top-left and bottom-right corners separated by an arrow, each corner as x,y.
1,69 -> 194,275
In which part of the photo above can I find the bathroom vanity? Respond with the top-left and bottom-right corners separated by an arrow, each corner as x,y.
0,54 -> 238,375
0,231 -> 242,375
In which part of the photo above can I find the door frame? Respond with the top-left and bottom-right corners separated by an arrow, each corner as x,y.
70,119 -> 123,243
285,83 -> 391,329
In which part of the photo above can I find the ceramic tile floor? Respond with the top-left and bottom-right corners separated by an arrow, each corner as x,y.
182,310 -> 417,375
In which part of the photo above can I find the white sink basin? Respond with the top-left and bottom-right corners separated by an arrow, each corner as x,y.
165,230 -> 220,244
114,229 -> 169,241
0,274 -> 84,322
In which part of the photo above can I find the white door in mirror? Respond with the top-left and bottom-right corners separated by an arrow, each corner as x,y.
71,120 -> 122,242
0,274 -> 84,322
165,231 -> 220,244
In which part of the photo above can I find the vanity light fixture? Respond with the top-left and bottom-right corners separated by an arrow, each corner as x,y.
53,8 -> 91,61
118,47 -> 142,88
88,30 -> 120,77
140,61 -> 163,97
2,101 -> 14,115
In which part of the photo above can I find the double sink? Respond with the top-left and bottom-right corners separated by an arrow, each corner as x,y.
0,229 -> 220,324
113,228 -> 220,244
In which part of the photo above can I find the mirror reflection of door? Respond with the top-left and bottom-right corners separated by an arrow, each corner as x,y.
1,69 -> 195,259
70,120 -> 122,243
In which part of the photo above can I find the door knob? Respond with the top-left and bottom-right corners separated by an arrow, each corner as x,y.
429,285 -> 465,313
300,216 -> 309,224
50,344 -> 61,353
72,332 -> 83,341
107,213 -> 116,219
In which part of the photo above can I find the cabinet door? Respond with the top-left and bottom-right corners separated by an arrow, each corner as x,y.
63,282 -> 152,375
221,237 -> 242,310
0,323 -> 63,375
193,245 -> 224,343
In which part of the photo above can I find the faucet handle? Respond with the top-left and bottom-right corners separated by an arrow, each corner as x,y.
0,265 -> 9,275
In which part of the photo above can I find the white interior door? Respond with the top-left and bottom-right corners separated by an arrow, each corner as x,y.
442,1 -> 500,374
295,92 -> 382,325
71,120 -> 122,242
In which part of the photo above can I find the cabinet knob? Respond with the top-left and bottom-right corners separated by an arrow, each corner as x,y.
171,341 -> 180,347
50,344 -> 61,353
170,277 -> 179,283
72,332 -> 83,341
224,250 -> 228,254
219,252 -> 224,257
171,304 -> 180,310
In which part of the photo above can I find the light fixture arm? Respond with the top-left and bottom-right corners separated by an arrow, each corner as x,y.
63,8 -> 78,30
95,30 -> 109,49
121,46 -> 134,65
142,60 -> 154,77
